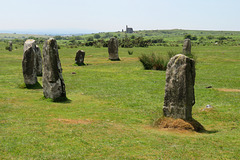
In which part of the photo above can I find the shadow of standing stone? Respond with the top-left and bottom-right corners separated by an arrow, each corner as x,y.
42,38 -> 66,101
108,37 -> 120,61
75,50 -> 85,66
163,54 -> 195,120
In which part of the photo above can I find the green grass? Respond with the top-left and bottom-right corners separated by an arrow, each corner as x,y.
0,43 -> 240,159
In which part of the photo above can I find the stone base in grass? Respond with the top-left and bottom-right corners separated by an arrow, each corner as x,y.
154,117 -> 205,132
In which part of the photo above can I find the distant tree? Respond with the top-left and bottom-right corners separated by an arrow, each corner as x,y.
54,36 -> 63,40
69,39 -> 76,45
130,35 -> 136,39
184,34 -> 192,39
184,34 -> 197,40
87,36 -> 94,41
199,36 -> 205,41
206,35 -> 214,40
218,36 -> 227,40
191,35 -> 198,40
103,33 -> 113,38
94,34 -> 101,39
75,36 -> 84,40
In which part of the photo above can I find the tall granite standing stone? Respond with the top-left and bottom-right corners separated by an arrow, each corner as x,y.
108,37 -> 120,61
42,38 -> 66,100
182,38 -> 191,55
75,50 -> 85,66
163,54 -> 195,120
35,45 -> 42,76
22,39 -> 37,85
9,41 -> 13,51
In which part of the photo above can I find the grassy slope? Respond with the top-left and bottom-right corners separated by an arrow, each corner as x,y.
0,44 -> 239,159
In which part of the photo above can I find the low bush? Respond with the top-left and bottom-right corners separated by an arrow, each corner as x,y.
128,50 -> 133,55
139,53 -> 168,70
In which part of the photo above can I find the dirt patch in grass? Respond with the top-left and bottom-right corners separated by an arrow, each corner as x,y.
224,59 -> 240,62
55,118 -> 93,125
154,117 -> 205,132
216,88 -> 240,92
121,57 -> 139,62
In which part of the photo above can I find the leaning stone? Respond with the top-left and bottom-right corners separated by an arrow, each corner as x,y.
163,54 -> 195,120
75,50 -> 85,66
22,39 -> 37,85
108,37 -> 120,61
35,45 -> 42,76
42,38 -> 66,100
182,39 -> 191,55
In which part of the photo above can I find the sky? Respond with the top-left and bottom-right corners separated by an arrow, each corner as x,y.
0,0 -> 240,34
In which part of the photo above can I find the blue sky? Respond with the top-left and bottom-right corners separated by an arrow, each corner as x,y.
1,0 -> 240,34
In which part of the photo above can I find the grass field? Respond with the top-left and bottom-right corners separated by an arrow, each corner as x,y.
0,43 -> 239,159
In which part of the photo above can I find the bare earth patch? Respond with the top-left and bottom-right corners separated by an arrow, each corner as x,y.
216,88 -> 240,92
55,118 -> 93,124
224,59 -> 240,62
154,117 -> 205,132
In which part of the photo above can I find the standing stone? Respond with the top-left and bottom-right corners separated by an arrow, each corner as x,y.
75,50 -> 85,66
35,45 -> 42,76
108,37 -> 120,61
9,41 -> 13,51
22,39 -> 37,85
182,39 -> 191,55
163,54 -> 195,120
42,38 -> 66,100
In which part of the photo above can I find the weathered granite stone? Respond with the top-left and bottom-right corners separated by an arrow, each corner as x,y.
22,39 -> 37,85
163,54 -> 195,120
35,45 -> 42,76
75,50 -> 85,66
9,41 -> 13,51
42,38 -> 66,100
108,37 -> 120,60
182,39 -> 191,55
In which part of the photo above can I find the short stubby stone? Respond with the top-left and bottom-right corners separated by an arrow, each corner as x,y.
22,39 -> 37,85
75,50 -> 85,66
182,39 -> 191,55
42,38 -> 66,100
163,54 -> 195,120
35,45 -> 42,76
108,37 -> 120,61
9,41 -> 13,51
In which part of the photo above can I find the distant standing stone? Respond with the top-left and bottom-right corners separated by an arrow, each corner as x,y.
9,41 -> 13,51
22,39 -> 37,85
182,39 -> 191,55
163,54 -> 195,120
35,45 -> 42,76
42,38 -> 66,100
108,37 -> 120,61
75,50 -> 85,66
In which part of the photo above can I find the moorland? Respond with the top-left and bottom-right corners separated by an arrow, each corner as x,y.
0,29 -> 239,159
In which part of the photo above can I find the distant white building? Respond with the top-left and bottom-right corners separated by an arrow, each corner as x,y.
126,25 -> 133,33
